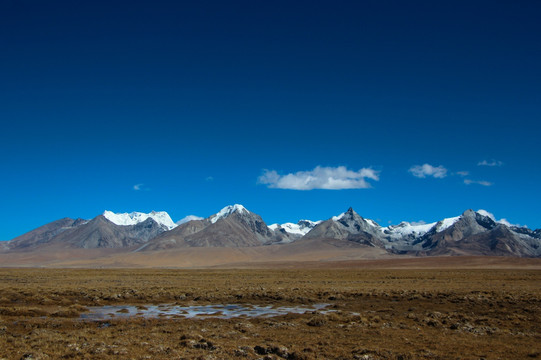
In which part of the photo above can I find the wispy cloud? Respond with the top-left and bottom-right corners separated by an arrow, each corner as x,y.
456,171 -> 469,177
464,179 -> 493,186
177,215 -> 204,225
258,166 -> 380,190
477,209 -> 520,227
478,159 -> 503,167
408,164 -> 447,178
133,183 -> 144,191
205,176 -> 214,182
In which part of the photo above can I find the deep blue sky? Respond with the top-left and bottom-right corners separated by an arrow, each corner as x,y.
1,0 -> 540,239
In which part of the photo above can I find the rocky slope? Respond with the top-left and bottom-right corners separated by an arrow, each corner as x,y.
50,215 -> 169,249
7,218 -> 88,250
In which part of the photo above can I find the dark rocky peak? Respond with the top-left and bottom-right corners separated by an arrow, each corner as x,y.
230,209 -> 273,238
336,207 -> 362,224
473,211 -> 498,230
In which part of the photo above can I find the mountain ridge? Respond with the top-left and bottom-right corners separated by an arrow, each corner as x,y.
2,205 -> 540,258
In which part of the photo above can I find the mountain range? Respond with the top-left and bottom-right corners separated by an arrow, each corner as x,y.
2,205 -> 540,259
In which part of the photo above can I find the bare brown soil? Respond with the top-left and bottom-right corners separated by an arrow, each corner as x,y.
0,267 -> 539,359
0,239 -> 393,268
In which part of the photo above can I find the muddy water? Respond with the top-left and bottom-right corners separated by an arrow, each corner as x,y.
80,303 -> 331,320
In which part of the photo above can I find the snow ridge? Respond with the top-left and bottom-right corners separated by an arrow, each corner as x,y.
103,210 -> 177,230
269,220 -> 322,236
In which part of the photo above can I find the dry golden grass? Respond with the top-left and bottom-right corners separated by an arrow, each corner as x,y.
0,267 -> 539,359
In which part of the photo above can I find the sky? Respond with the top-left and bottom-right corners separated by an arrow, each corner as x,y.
1,0 -> 540,240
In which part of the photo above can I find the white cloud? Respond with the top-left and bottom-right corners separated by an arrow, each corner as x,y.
456,171 -> 469,177
133,183 -> 144,191
476,209 -> 496,220
464,179 -> 493,186
258,166 -> 380,190
205,176 -> 214,182
478,159 -> 503,167
176,215 -> 204,225
498,218 -> 521,227
408,164 -> 447,178
477,210 -> 520,227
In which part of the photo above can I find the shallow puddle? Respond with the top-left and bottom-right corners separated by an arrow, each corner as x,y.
80,303 -> 330,320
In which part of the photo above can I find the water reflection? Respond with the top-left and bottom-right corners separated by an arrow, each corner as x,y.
81,303 -> 330,320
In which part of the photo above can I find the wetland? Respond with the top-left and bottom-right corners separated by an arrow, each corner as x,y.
0,266 -> 539,359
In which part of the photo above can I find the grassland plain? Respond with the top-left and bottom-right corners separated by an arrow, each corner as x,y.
0,265 -> 539,359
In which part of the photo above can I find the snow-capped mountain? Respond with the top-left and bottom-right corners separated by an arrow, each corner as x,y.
300,208 -> 541,257
209,204 -> 248,224
103,210 -> 177,230
409,209 -> 541,256
378,209 -> 521,245
143,204 -> 281,249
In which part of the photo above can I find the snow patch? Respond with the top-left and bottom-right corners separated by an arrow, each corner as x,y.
269,220 -> 321,236
366,219 -> 379,227
103,210 -> 177,230
383,221 -> 436,238
332,212 -> 345,221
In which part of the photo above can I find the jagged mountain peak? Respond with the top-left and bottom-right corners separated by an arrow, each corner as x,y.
343,207 -> 358,218
331,207 -> 379,228
331,207 -> 356,221
304,207 -> 383,246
